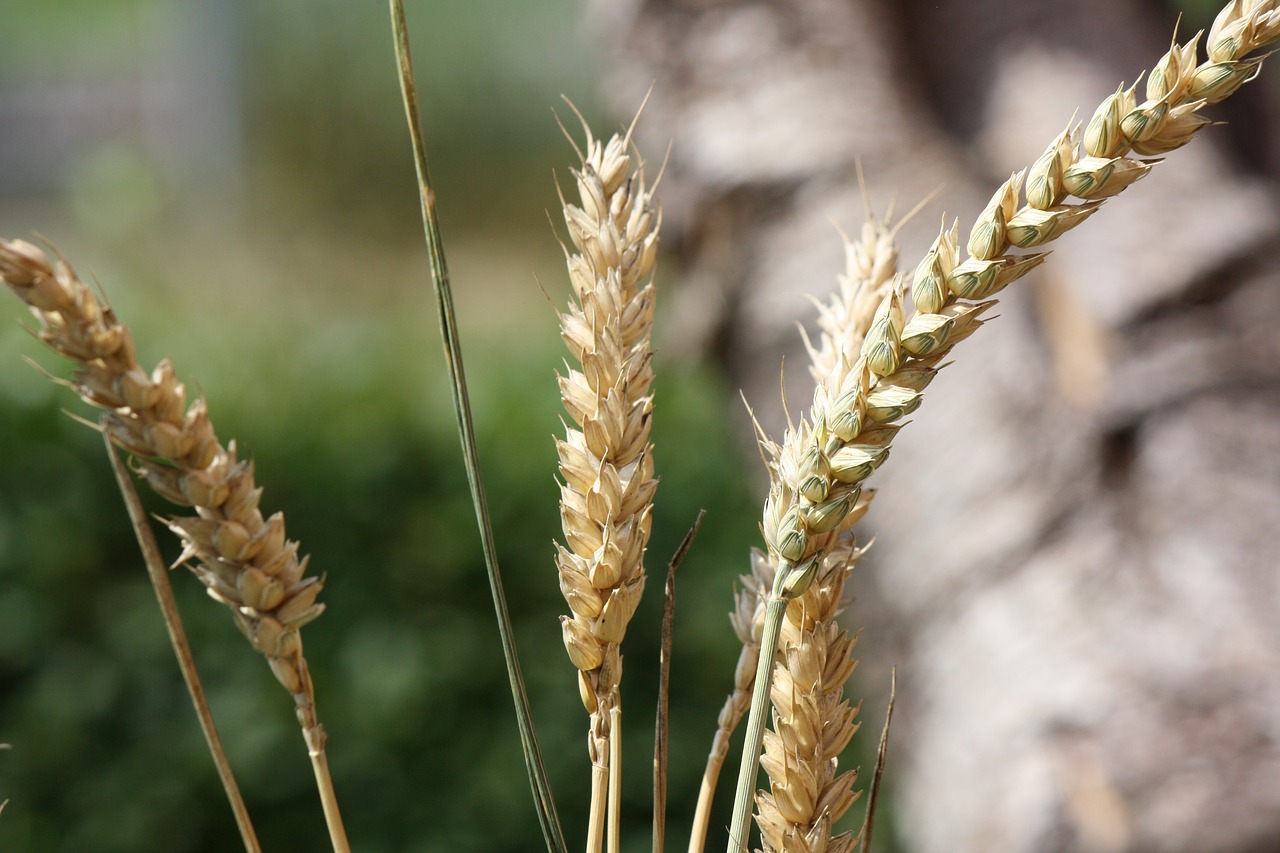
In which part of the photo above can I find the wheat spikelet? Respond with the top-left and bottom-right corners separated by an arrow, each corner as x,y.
553,109 -> 660,820
0,239 -> 326,739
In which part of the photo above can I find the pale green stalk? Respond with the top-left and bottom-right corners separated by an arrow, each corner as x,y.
725,560 -> 817,853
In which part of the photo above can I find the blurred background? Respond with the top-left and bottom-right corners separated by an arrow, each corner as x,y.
0,1 -> 763,851
1,1 -> 1279,852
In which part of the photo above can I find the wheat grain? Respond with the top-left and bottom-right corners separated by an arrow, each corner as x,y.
0,239 -> 326,738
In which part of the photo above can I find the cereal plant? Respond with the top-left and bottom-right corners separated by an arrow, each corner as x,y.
2,1 -> 1278,851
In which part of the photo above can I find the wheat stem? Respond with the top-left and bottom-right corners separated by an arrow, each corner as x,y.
726,585 -> 791,853
588,765 -> 609,853
688,773 -> 720,853
608,702 -> 623,853
103,431 -> 262,853
689,549 -> 775,853
306,733 -> 350,853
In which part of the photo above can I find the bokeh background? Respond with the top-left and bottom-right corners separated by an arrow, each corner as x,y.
1,1 -> 1278,852
0,1 -> 762,850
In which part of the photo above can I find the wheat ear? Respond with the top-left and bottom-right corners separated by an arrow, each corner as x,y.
743,219 -> 896,853
0,239 -> 348,852
731,3 -> 1280,849
554,107 -> 660,853
764,0 -> 1280,589
748,215 -> 904,853
698,215 -> 897,853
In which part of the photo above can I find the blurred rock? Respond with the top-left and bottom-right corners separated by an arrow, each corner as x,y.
586,1 -> 1280,850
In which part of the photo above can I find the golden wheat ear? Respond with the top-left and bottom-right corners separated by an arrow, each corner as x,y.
0,237 -> 348,852
0,240 -> 324,710
552,99 -> 661,853
722,208 -> 897,853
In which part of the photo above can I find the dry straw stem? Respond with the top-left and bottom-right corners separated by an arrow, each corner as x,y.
104,431 -> 262,853
552,104 -> 660,851
656,511 -> 705,853
689,549 -> 775,853
736,2 -> 1280,849
0,239 -> 349,852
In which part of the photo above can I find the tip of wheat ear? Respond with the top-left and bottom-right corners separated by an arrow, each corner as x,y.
0,237 -> 325,726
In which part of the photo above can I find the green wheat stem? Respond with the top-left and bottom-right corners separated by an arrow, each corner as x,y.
725,584 -> 788,853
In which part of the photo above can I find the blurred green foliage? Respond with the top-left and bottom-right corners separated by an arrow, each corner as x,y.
0,317 -> 766,851
0,3 -> 777,850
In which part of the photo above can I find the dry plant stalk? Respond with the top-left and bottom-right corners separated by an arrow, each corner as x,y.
0,239 -> 347,850
690,548 -> 774,853
727,3 -> 1280,850
553,112 -> 660,852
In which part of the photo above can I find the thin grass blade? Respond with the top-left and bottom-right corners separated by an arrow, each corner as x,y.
387,4 -> 566,851
858,668 -> 897,853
